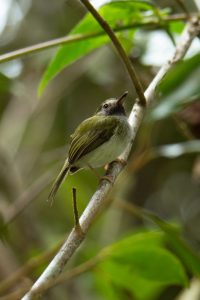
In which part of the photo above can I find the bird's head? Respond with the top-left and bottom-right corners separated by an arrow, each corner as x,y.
95,91 -> 128,117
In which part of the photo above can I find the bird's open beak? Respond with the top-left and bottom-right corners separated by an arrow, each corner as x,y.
117,91 -> 128,105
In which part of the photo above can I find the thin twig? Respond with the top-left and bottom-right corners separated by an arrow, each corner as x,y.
0,286 -> 31,300
175,0 -> 190,17
3,170 -> 53,225
80,0 -> 146,106
1,254 -> 101,300
0,14 -> 197,65
21,18 -> 200,300
72,188 -> 79,227
72,188 -> 83,235
0,240 -> 63,295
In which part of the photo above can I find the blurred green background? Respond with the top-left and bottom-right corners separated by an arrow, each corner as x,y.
0,0 -> 200,299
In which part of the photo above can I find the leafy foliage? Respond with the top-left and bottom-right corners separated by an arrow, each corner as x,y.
0,1 -> 200,300
94,231 -> 187,300
147,214 -> 200,277
39,1 -> 166,94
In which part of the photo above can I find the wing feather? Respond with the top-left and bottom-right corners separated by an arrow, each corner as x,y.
68,116 -> 118,164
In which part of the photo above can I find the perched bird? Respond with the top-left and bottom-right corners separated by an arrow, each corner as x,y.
48,91 -> 131,202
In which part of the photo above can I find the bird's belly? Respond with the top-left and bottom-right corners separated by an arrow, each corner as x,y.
77,131 -> 130,168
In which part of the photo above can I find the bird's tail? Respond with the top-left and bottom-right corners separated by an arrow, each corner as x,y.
48,160 -> 70,205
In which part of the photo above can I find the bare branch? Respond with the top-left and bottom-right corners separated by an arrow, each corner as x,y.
0,14 -> 194,65
21,18 -> 200,300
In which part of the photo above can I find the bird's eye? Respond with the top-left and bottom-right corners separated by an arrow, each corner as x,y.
103,103 -> 108,109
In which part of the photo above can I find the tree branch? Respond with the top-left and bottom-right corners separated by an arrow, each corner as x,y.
80,0 -> 146,105
21,17 -> 200,300
0,14 -> 194,63
3,170 -> 53,225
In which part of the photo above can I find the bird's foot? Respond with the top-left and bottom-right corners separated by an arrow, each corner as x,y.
114,158 -> 127,166
104,158 -> 127,171
87,163 -> 114,185
100,175 -> 114,185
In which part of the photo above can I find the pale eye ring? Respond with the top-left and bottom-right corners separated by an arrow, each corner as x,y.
103,103 -> 108,109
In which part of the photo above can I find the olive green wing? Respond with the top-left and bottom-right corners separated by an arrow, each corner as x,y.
68,116 -> 118,164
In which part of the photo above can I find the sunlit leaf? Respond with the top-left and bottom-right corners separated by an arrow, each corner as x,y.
97,260 -> 164,300
110,247 -> 187,285
102,231 -> 164,256
169,21 -> 185,34
95,231 -> 187,300
100,231 -> 187,285
39,1 -> 159,94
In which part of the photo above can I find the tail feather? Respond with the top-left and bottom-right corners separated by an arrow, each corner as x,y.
48,161 -> 69,205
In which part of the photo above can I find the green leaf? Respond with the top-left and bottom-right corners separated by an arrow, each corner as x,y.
110,246 -> 187,285
96,260 -> 164,300
169,21 -> 185,34
102,231 -> 164,257
93,231 -> 189,299
150,54 -> 200,120
39,1 -> 157,94
100,231 -> 187,287
147,214 -> 200,277
95,267 -> 124,300
95,231 -> 187,300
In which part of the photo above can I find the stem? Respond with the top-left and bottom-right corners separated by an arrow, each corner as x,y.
175,0 -> 190,17
72,188 -> 79,227
21,17 -> 200,300
0,14 -> 193,64
0,254 -> 100,300
72,188 -> 83,235
80,0 -> 146,106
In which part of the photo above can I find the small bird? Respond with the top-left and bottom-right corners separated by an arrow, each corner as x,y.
48,91 -> 131,202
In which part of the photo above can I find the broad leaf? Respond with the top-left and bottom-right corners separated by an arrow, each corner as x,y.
95,231 -> 187,300
102,231 -> 164,256
110,246 -> 187,285
101,231 -> 187,285
39,1 -> 159,94
96,260 -> 165,300
147,214 -> 200,277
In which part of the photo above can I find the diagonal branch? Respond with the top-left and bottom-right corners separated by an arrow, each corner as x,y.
0,14 -> 197,65
80,0 -> 146,106
21,17 -> 200,300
